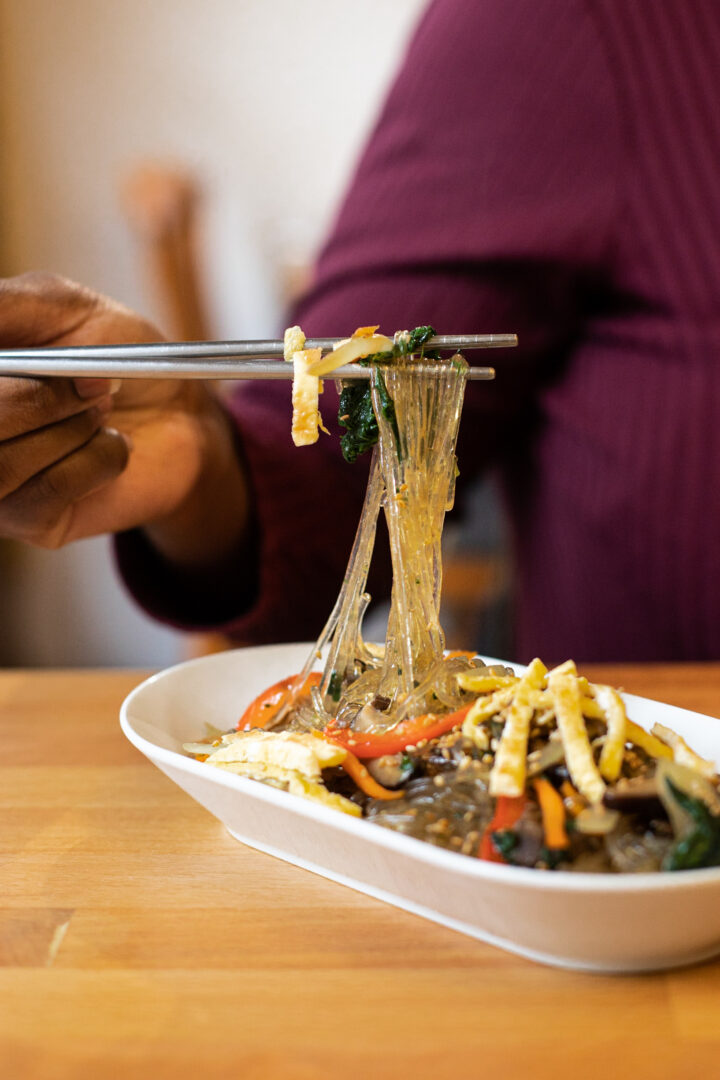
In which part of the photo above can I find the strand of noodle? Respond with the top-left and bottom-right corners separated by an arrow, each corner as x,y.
319,449 -> 385,701
274,449 -> 383,727
373,368 -> 416,700
373,358 -> 467,712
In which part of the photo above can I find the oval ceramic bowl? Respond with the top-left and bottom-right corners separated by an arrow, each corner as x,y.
120,642 -> 720,973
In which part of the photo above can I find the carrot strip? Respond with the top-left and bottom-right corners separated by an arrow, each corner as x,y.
310,732 -> 405,800
341,749 -> 406,801
560,779 -> 585,817
533,777 -> 570,850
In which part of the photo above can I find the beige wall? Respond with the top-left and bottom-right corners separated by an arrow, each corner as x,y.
0,0 -> 425,665
0,0 -> 424,321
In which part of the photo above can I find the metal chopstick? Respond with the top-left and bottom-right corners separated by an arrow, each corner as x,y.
0,333 -> 516,381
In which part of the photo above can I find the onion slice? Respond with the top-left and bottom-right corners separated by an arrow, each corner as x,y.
306,333 -> 394,376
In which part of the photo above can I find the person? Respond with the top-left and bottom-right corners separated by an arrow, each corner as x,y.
1,0 -> 720,663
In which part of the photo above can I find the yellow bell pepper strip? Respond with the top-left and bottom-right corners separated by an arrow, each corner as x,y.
238,672 -> 322,731
533,777 -> 570,850
478,795 -> 527,862
322,704 -> 472,760
593,684 -> 627,782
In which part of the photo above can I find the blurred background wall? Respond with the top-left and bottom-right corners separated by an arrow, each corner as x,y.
0,0 -> 426,666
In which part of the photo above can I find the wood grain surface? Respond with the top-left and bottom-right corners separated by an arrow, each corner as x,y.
2,665 -> 720,1080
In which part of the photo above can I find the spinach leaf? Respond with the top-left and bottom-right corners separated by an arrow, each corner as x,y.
327,671 -> 343,702
338,383 -> 378,464
491,829 -> 519,862
373,368 -> 401,452
337,325 -> 436,463
408,324 -> 436,349
539,847 -> 570,870
663,780 -> 720,871
396,325 -> 440,360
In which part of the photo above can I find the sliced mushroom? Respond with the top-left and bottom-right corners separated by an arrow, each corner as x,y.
366,753 -> 415,789
602,777 -> 666,820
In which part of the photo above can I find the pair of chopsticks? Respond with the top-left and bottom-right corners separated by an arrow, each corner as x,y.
0,333 -> 516,381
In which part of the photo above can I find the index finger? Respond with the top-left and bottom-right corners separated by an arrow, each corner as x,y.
0,375 -> 108,441
0,272 -> 98,347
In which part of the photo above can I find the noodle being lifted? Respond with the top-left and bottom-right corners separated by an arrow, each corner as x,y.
284,324 -> 473,735
186,326 -> 720,874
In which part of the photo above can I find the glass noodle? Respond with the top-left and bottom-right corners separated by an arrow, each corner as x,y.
282,354 -> 471,733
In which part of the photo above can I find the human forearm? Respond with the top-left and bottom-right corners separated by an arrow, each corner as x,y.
141,384 -> 252,570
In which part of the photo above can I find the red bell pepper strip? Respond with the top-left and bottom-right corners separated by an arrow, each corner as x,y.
322,704 -> 472,760
238,672 -> 321,731
478,795 -> 527,862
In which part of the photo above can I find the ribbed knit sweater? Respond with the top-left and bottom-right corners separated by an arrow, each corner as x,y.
118,0 -> 720,662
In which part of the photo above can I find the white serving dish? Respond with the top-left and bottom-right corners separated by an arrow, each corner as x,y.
120,642 -> 720,973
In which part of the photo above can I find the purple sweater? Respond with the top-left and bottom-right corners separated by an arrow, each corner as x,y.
118,0 -> 720,663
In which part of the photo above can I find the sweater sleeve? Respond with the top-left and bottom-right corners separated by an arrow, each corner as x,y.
116,0 -> 621,642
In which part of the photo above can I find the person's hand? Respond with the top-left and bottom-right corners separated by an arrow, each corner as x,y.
0,272 -> 249,566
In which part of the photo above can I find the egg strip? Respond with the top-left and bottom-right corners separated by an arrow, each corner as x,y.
489,658 -> 548,797
548,667 -> 606,805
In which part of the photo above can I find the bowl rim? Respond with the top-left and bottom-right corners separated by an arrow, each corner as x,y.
120,643 -> 720,895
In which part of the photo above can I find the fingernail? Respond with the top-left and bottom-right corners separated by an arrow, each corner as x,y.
75,377 -> 113,399
106,427 -> 133,452
109,379 -> 122,395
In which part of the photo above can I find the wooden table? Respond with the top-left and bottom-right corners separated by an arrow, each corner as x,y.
3,664 -> 720,1080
